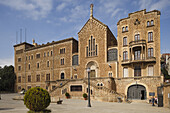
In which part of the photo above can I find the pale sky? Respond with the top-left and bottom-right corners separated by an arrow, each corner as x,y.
0,0 -> 170,67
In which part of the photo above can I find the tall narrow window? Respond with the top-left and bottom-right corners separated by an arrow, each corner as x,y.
37,63 -> 40,69
148,32 -> 153,42
125,26 -> 128,31
96,45 -> 97,56
46,74 -> 50,81
28,75 -> 31,82
36,75 -> 40,82
31,55 -> 33,60
134,50 -> 141,60
61,73 -> 64,79
123,37 -> 127,46
147,21 -> 150,26
18,66 -> 21,71
18,76 -> 21,83
61,58 -> 64,65
123,68 -> 128,77
123,51 -> 128,60
51,51 -> 53,56
148,65 -> 154,76
148,48 -> 153,57
28,64 -> 30,70
44,52 -> 46,57
135,34 -> 140,41
47,52 -> 49,57
134,66 -> 141,77
122,27 -> 125,32
47,61 -> 49,67
87,36 -> 97,57
151,20 -> 154,26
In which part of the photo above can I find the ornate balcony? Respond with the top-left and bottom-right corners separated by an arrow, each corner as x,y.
122,57 -> 156,65
129,40 -> 146,48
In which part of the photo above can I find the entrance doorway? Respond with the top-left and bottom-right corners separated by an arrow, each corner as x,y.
127,85 -> 146,100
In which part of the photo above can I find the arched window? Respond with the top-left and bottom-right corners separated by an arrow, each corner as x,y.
148,32 -> 153,42
123,37 -> 127,46
125,26 -> 128,31
147,21 -> 150,26
61,73 -> 64,79
151,20 -> 154,25
122,27 -> 125,32
135,34 -> 140,41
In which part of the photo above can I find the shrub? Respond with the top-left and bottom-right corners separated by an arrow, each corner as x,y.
24,87 -> 51,112
83,93 -> 87,98
65,92 -> 70,97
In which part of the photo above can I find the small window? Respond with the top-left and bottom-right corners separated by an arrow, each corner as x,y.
18,76 -> 21,83
147,21 -> 150,26
122,27 -> 125,32
44,52 -> 46,57
18,58 -> 21,62
36,54 -> 40,59
47,52 -> 49,57
18,66 -> 21,71
26,56 -> 27,61
61,73 -> 64,79
135,34 -> 140,41
123,37 -> 127,46
37,63 -> 40,69
125,26 -> 128,31
27,86 -> 31,90
123,67 -> 128,77
51,51 -> 53,56
29,56 -> 30,60
47,61 -> 50,67
108,72 -> 112,77
61,58 -> 64,65
60,48 -> 65,54
28,75 -> 31,82
74,75 -> 77,79
148,65 -> 154,76
36,75 -> 40,82
31,55 -> 33,60
28,64 -> 30,70
148,48 -> 153,57
151,20 -> 154,25
148,32 -> 153,42
123,51 -> 128,60
70,85 -> 82,92
46,74 -> 50,81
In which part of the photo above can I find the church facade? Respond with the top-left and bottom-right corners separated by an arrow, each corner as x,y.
14,4 -> 163,102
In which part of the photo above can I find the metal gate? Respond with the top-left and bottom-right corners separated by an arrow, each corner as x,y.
157,86 -> 163,107
127,85 -> 146,100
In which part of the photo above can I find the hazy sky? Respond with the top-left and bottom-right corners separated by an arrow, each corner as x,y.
0,0 -> 170,67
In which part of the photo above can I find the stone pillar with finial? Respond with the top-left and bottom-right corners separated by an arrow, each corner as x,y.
90,4 -> 93,19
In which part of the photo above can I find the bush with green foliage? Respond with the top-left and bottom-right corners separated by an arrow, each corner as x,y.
24,87 -> 51,112
83,93 -> 87,99
65,92 -> 70,98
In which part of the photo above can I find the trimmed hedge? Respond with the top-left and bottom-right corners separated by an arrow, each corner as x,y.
24,87 -> 51,112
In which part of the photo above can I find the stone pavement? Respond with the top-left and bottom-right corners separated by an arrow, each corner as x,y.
0,93 -> 170,113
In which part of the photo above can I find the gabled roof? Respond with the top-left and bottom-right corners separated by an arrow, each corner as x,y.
78,17 -> 107,34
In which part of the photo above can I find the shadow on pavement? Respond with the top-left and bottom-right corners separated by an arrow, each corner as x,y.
0,108 -> 14,110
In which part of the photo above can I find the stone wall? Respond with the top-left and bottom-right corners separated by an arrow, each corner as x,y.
163,83 -> 170,108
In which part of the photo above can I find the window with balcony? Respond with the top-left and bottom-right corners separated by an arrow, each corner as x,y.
148,65 -> 154,76
148,48 -> 153,57
123,68 -> 128,77
46,73 -> 50,81
148,32 -> 153,42
36,74 -> 40,82
123,37 -> 127,46
28,75 -> 31,82
123,51 -> 128,60
134,66 -> 141,77
134,50 -> 141,60
135,34 -> 140,41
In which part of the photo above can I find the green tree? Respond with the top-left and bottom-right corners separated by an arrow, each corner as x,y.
0,65 -> 16,92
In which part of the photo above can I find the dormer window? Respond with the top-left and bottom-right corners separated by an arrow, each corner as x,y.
86,36 -> 97,57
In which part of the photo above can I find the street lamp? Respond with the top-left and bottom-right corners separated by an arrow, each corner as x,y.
87,67 -> 91,107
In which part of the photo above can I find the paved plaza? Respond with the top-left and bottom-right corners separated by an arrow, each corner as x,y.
0,93 -> 170,113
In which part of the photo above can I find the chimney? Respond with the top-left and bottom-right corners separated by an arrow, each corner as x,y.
90,4 -> 93,19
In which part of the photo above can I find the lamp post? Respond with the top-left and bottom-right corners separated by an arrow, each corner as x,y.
87,68 -> 91,107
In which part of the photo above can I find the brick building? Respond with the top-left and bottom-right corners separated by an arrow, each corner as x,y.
14,4 -> 163,102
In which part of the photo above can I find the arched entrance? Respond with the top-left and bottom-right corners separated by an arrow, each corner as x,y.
86,61 -> 99,78
61,73 -> 64,79
127,85 -> 146,100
